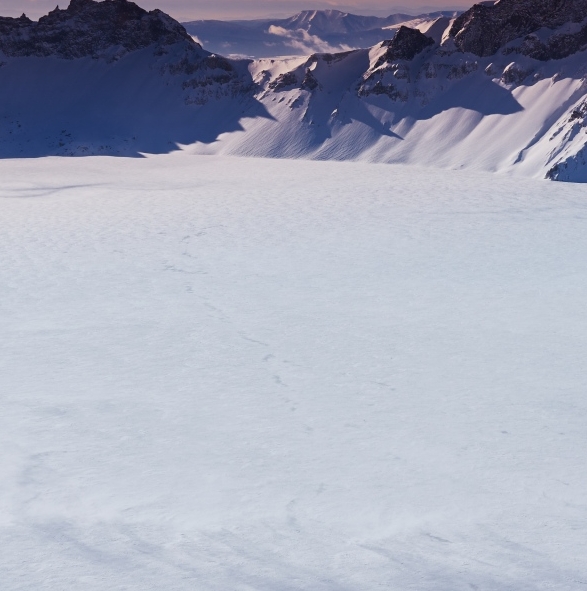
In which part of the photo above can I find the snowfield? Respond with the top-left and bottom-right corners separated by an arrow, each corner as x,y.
1,155 -> 586,590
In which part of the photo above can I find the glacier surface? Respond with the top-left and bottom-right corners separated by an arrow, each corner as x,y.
0,155 -> 586,590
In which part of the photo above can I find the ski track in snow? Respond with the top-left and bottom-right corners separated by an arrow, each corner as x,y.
0,154 -> 586,590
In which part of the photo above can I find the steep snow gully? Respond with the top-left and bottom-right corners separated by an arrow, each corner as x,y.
3,0 -> 587,180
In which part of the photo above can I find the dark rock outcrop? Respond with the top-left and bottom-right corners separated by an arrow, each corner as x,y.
449,0 -> 587,58
518,24 -> 587,61
0,0 -> 197,59
269,71 -> 299,91
376,26 -> 435,67
301,69 -> 320,91
358,27 -> 433,100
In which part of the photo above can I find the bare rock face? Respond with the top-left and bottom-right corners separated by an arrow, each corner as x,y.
357,27 -> 434,101
500,61 -> 532,85
376,26 -> 435,66
0,0 -> 197,59
518,24 -> 587,61
449,0 -> 587,58
301,69 -> 320,91
269,71 -> 299,91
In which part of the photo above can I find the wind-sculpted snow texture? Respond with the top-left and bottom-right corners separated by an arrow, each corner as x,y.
4,0 -> 587,180
1,155 -> 586,590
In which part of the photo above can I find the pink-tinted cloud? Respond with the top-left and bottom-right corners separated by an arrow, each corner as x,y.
2,0 -> 471,21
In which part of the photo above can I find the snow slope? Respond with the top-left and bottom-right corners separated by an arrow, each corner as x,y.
1,154 -> 586,589
0,48 -> 259,157
221,44 -> 587,181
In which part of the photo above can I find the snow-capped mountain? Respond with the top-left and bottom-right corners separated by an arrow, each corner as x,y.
237,5 -> 587,183
182,10 -> 459,58
234,0 -> 587,182
3,0 -> 587,181
0,0 -> 192,58
0,0 -> 256,156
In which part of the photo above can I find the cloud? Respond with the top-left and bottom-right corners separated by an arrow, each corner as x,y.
267,25 -> 352,54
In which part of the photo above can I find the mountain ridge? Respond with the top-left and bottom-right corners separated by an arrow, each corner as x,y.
2,0 -> 587,181
182,9 -> 460,58
0,0 -> 195,58
450,0 -> 587,57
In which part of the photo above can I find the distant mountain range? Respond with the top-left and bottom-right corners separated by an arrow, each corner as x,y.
2,0 -> 587,182
182,10 -> 461,58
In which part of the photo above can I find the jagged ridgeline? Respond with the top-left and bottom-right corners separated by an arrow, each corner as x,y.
450,0 -> 587,59
2,0 -> 587,181
0,0 -> 194,57
181,9 -> 460,59
0,0 -> 259,156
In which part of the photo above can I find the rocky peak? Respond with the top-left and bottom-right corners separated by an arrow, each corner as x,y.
358,28 -> 434,101
0,0 -> 198,59
449,0 -> 587,57
68,0 -> 97,12
376,26 -> 435,67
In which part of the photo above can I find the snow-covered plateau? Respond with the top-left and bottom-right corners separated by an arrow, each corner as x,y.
1,154 -> 586,589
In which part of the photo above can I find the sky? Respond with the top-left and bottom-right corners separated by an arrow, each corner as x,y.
2,0 -> 471,21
